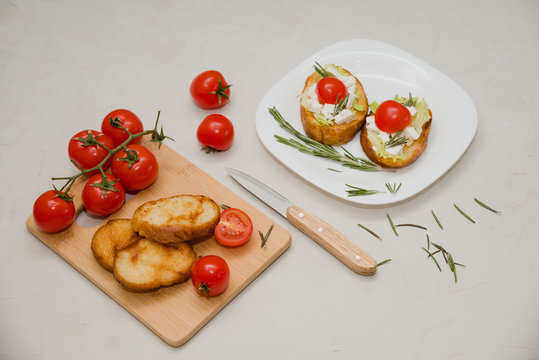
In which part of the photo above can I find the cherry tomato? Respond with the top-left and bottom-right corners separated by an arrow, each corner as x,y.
33,190 -> 75,233
214,208 -> 253,247
68,130 -> 114,173
191,255 -> 230,297
196,114 -> 234,152
190,70 -> 231,109
81,173 -> 125,216
316,77 -> 348,105
101,109 -> 144,147
111,144 -> 159,192
374,100 -> 412,133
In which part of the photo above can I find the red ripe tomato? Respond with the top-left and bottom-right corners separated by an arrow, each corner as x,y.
196,114 -> 234,152
111,144 -> 159,192
191,255 -> 230,297
190,70 -> 231,109
316,77 -> 348,105
68,130 -> 114,173
101,109 -> 144,147
81,173 -> 125,216
214,208 -> 253,247
374,100 -> 412,133
33,190 -> 75,233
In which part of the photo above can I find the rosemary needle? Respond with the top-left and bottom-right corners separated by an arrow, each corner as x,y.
386,213 -> 398,236
454,203 -> 476,223
357,223 -> 382,240
377,259 -> 392,266
474,198 -> 501,214
220,204 -> 231,209
431,210 -> 443,230
327,168 -> 343,172
259,224 -> 274,248
345,184 -> 383,197
395,223 -> 427,230
422,247 -> 441,272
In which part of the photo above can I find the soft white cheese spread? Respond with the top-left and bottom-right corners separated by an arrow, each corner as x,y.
301,65 -> 358,125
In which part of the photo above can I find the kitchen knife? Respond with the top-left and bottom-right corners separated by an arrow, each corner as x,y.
225,168 -> 377,276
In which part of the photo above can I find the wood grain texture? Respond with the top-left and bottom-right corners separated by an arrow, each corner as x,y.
286,206 -> 376,275
26,141 -> 291,347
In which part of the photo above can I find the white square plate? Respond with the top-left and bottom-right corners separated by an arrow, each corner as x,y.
255,39 -> 477,205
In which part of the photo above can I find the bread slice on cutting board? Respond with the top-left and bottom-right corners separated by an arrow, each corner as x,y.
131,194 -> 221,244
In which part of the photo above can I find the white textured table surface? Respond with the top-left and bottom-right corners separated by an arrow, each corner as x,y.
1,1 -> 538,359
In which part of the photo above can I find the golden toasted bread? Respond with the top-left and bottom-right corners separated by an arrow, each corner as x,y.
300,67 -> 368,145
91,219 -> 141,272
131,194 -> 220,244
113,238 -> 196,291
360,110 -> 432,168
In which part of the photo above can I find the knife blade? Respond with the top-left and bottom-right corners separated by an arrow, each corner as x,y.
225,168 -> 377,276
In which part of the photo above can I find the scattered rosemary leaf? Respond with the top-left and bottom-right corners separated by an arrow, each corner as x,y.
448,254 -> 457,283
386,213 -> 398,236
431,210 -> 443,230
385,182 -> 402,195
357,223 -> 382,240
220,204 -> 231,209
426,234 -> 431,250
327,168 -> 343,172
454,203 -> 476,223
395,223 -> 427,230
474,198 -> 501,214
377,259 -> 392,266
345,184 -> 383,197
422,247 -> 441,272
259,224 -> 274,248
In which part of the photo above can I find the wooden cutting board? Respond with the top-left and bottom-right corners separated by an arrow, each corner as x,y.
26,141 -> 291,347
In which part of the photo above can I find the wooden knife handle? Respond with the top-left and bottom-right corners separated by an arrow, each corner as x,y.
286,206 -> 377,276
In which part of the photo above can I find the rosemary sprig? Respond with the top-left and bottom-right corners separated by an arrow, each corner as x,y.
431,210 -> 443,230
259,224 -> 274,248
377,259 -> 392,266
357,223 -> 382,240
385,182 -> 402,194
385,130 -> 408,148
345,184 -> 383,197
313,62 -> 331,77
386,213 -> 398,236
454,203 -> 476,223
269,107 -> 389,172
474,198 -> 501,214
332,93 -> 350,116
395,223 -> 427,230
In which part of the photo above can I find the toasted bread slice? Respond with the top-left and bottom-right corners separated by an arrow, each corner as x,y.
300,68 -> 368,145
360,110 -> 432,168
91,219 -> 141,272
132,194 -> 220,244
113,238 -> 196,291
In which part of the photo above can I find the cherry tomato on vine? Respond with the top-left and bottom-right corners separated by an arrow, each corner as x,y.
190,70 -> 231,109
101,109 -> 144,147
374,100 -> 412,133
111,144 -> 159,192
33,190 -> 75,233
316,77 -> 348,105
68,130 -> 114,173
196,114 -> 234,152
214,208 -> 253,247
81,173 -> 125,216
191,255 -> 230,297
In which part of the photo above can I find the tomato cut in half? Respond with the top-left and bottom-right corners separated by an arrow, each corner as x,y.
214,208 -> 253,247
316,77 -> 348,105
374,100 -> 412,133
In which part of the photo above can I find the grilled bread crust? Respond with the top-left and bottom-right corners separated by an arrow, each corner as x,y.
113,238 -> 196,291
300,68 -> 368,145
131,194 -> 220,244
359,110 -> 432,168
91,219 -> 141,272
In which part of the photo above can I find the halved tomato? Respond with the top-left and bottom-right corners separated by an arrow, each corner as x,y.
214,208 -> 253,247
